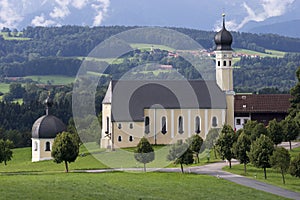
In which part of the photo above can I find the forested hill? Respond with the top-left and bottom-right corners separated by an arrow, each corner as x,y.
1,25 -> 300,62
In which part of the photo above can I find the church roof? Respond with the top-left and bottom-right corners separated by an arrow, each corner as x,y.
214,15 -> 233,51
32,115 -> 67,139
234,94 -> 291,113
104,80 -> 227,122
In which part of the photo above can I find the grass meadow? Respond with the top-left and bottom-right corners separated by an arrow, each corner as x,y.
224,147 -> 300,193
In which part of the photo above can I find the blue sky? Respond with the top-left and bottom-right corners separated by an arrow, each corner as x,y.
0,0 -> 298,31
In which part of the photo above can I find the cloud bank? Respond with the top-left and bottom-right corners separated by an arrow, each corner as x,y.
216,0 -> 295,31
0,0 -> 110,28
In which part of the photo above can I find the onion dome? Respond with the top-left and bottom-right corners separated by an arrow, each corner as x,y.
32,115 -> 67,139
214,14 -> 233,50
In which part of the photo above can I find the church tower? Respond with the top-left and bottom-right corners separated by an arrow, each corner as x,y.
214,14 -> 234,127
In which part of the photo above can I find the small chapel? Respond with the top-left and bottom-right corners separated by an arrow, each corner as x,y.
31,95 -> 66,162
101,15 -> 235,148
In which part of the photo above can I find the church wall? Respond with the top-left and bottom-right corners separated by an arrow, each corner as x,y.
110,108 -> 225,148
32,138 -> 54,162
101,103 -> 112,148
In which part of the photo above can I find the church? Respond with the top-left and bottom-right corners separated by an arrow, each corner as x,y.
101,16 -> 235,148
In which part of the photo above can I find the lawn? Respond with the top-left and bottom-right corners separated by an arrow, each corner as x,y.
131,43 -> 175,51
234,48 -> 285,58
223,146 -> 300,193
0,83 -> 10,94
25,75 -> 75,85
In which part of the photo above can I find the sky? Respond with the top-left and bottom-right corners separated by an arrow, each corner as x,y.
0,0 -> 298,31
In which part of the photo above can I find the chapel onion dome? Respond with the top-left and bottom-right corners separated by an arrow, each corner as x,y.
214,14 -> 233,51
32,94 -> 66,139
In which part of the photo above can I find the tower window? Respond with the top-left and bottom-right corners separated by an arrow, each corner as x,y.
178,116 -> 184,134
161,116 -> 167,134
217,61 -> 220,66
34,141 -> 38,151
129,123 -> 133,129
129,136 -> 133,142
212,117 -> 218,127
229,60 -> 232,66
145,116 -> 150,134
45,141 -> 51,151
223,61 -> 226,66
195,116 -> 201,134
118,136 -> 122,142
106,117 -> 109,134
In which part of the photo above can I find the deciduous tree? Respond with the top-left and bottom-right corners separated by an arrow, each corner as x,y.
270,147 -> 290,184
267,119 -> 284,146
134,137 -> 155,172
51,131 -> 79,172
233,132 -> 251,174
282,117 -> 300,150
186,134 -> 203,163
0,139 -> 13,165
249,135 -> 274,179
167,140 -> 194,173
289,153 -> 300,178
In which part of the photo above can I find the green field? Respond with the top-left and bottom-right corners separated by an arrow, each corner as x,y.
25,75 -> 75,85
0,32 -> 31,41
234,49 -> 286,58
0,144 -> 288,200
0,83 -> 10,94
131,43 -> 175,51
224,147 -> 300,193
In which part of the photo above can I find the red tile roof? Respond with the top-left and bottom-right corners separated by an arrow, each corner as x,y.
235,94 -> 292,113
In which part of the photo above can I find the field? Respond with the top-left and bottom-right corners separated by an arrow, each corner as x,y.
25,75 -> 75,85
234,49 -> 286,58
130,43 -> 175,51
0,144 -> 288,200
224,147 -> 300,193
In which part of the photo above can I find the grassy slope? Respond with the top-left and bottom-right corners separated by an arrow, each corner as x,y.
223,147 -> 300,193
25,75 -> 75,85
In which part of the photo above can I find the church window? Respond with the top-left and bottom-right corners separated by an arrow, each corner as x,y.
129,123 -> 133,129
45,141 -> 51,151
178,116 -> 184,134
106,117 -> 109,134
34,141 -> 38,151
195,116 -> 201,134
129,136 -> 133,142
212,117 -> 218,127
161,116 -> 167,134
217,61 -> 220,66
229,60 -> 232,66
223,61 -> 226,66
118,123 -> 122,129
145,116 -> 150,134
118,136 -> 122,142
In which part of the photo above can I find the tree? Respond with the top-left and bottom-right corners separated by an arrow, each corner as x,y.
203,128 -> 220,158
251,123 -> 268,141
282,117 -> 300,150
249,135 -> 274,179
289,67 -> 300,118
134,137 -> 155,172
215,125 -> 236,168
270,147 -> 291,184
233,132 -> 251,174
267,119 -> 284,146
289,153 -> 300,178
0,139 -> 13,165
186,134 -> 203,163
167,140 -> 194,173
51,132 -> 79,172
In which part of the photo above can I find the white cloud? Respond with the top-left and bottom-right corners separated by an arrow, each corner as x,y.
31,14 -> 56,26
50,6 -> 70,19
72,0 -> 89,9
0,0 -> 23,28
92,0 -> 110,26
216,0 -> 295,31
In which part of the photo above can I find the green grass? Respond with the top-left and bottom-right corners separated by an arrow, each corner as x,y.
25,75 -> 75,85
0,172 -> 287,200
131,43 -> 175,51
0,32 -> 31,41
223,147 -> 300,193
234,49 -> 285,58
0,83 -> 10,94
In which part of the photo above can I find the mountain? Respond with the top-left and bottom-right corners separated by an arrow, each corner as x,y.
246,20 -> 300,38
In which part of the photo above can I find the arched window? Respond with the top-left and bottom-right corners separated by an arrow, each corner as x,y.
212,117 -> 218,127
34,141 -> 38,151
118,123 -> 122,129
195,116 -> 201,134
229,60 -> 232,66
161,116 -> 167,134
45,141 -> 51,151
129,123 -> 133,129
145,116 -> 150,134
106,117 -> 109,134
118,136 -> 122,142
223,60 -> 226,66
129,136 -> 133,142
217,61 -> 220,66
178,116 -> 184,134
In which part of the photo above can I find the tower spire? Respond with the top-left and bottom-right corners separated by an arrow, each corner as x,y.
44,91 -> 53,115
222,13 -> 226,29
